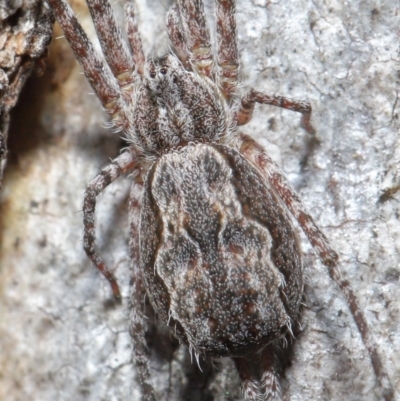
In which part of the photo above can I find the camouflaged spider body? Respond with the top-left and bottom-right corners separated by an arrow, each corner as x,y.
142,143 -> 303,357
48,0 -> 394,400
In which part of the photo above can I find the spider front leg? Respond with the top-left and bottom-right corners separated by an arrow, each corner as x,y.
215,0 -> 239,100
85,0 -> 135,90
48,0 -> 139,130
125,1 -> 145,75
48,0 -> 124,124
237,88 -> 316,135
166,4 -> 191,69
127,180 -> 157,401
83,150 -> 137,299
176,0 -> 214,78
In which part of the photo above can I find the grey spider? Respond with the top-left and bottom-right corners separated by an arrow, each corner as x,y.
47,0 -> 394,400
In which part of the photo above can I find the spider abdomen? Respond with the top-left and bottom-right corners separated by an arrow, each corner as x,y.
140,144 -> 304,357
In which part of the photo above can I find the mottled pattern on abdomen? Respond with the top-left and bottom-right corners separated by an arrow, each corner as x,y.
140,144 -> 304,357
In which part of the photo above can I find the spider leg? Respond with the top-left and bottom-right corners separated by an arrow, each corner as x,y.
85,0 -> 134,90
328,267 -> 395,401
48,0 -> 127,128
259,346 -> 282,401
234,357 -> 263,401
176,0 -> 214,78
83,150 -> 137,299
128,180 -> 157,401
239,134 -> 394,401
125,1 -> 145,76
215,0 -> 239,100
166,4 -> 191,69
237,88 -> 316,135
234,347 -> 282,401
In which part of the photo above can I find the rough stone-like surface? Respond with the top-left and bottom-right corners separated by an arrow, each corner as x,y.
0,0 -> 53,185
0,0 -> 399,400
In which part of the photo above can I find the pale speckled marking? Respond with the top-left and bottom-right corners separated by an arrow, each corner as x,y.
49,0 -> 395,400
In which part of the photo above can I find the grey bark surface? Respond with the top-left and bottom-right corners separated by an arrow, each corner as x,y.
0,1 -> 399,400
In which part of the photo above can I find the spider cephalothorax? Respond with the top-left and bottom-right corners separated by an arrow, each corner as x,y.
129,54 -> 232,159
47,0 -> 394,400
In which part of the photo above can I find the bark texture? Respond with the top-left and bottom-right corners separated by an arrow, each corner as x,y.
0,1 -> 399,400
0,0 -> 53,185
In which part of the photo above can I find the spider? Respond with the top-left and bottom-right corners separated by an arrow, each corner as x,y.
47,0 -> 394,400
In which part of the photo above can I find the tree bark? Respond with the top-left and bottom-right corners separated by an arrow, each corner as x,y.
0,0 -> 53,185
0,1 -> 398,400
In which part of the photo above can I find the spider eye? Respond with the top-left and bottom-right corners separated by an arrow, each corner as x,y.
149,70 -> 156,78
160,67 -> 167,75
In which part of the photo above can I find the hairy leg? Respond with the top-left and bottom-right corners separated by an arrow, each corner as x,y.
48,0 -> 127,127
215,0 -> 239,100
166,4 -> 190,69
234,357 -> 263,401
259,346 -> 282,401
234,346 -> 282,401
236,88 -> 316,135
176,0 -> 214,78
85,0 -> 134,89
128,179 -> 157,401
83,150 -> 137,299
125,1 -> 146,76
